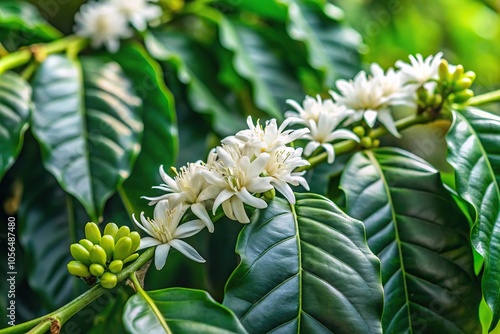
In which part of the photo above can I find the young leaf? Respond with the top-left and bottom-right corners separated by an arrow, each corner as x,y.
123,288 -> 248,333
340,147 -> 481,334
446,108 -> 500,330
0,72 -> 30,180
145,29 -> 246,136
223,193 -> 383,333
107,42 -> 178,217
31,55 -> 143,222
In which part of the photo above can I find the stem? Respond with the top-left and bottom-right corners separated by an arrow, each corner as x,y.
117,185 -> 135,219
1,248 -> 155,334
466,89 -> 500,106
297,113 -> 433,172
129,272 -> 173,334
0,35 -> 87,75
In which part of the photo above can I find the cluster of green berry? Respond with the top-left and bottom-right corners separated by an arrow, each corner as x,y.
67,222 -> 140,289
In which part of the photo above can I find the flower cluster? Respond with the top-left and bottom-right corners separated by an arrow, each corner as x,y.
135,116 -> 310,269
74,0 -> 161,52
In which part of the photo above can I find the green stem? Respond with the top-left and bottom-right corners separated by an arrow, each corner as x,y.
117,185 -> 135,219
297,113 -> 433,172
0,248 -> 155,334
129,272 -> 173,334
0,35 -> 87,75
466,89 -> 500,106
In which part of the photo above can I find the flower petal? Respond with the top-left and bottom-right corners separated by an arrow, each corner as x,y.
190,202 -> 214,232
231,197 -> 250,223
364,110 -> 378,128
138,237 -> 161,250
169,239 -> 206,263
377,108 -> 401,138
213,188 -> 235,214
237,187 -> 268,209
154,243 -> 171,270
273,179 -> 296,204
174,219 -> 206,239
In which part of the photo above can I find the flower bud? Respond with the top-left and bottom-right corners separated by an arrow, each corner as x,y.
79,239 -> 94,251
464,71 -> 476,82
452,64 -> 464,81
104,222 -> 119,238
123,253 -> 139,264
67,261 -> 90,278
89,245 -> 107,266
100,235 -> 115,260
109,260 -> 124,274
433,94 -> 443,107
438,59 -> 449,80
454,78 -> 472,90
100,272 -> 117,289
352,126 -> 366,137
128,232 -> 141,254
115,226 -> 130,241
450,89 -> 474,103
70,244 -> 91,265
361,137 -> 372,148
373,139 -> 380,148
85,222 -> 101,245
263,188 -> 276,201
113,237 -> 132,260
89,263 -> 105,277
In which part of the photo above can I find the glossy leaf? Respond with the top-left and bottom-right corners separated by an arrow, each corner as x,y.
145,29 -> 245,136
31,55 -> 143,221
108,42 -> 178,217
218,18 -> 303,119
223,193 -> 383,333
0,71 -> 30,180
284,0 -> 362,84
340,148 -> 481,333
0,1 -> 61,41
446,108 -> 500,330
123,288 -> 248,334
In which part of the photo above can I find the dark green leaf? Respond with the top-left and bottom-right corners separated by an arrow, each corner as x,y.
446,108 -> 500,330
218,18 -> 304,119
340,147 -> 481,333
108,42 -> 178,217
0,1 -> 61,41
31,55 -> 143,221
145,29 -> 245,136
123,287 -> 248,334
0,71 -> 30,180
223,193 -> 383,333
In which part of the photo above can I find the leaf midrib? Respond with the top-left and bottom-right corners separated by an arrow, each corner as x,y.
365,150 -> 413,334
290,201 -> 303,333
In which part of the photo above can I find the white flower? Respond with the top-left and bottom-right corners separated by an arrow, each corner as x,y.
303,108 -> 360,163
265,147 -> 310,204
109,0 -> 162,31
74,2 -> 132,53
395,52 -> 443,90
285,95 -> 340,126
133,200 -> 206,270
330,64 -> 415,137
222,116 -> 308,157
142,163 -> 215,233
202,144 -> 273,224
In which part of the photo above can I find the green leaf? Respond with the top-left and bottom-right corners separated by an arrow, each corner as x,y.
283,0 -> 362,84
123,288 -> 248,333
0,71 -> 30,180
107,42 -> 178,217
0,1 -> 61,41
446,108 -> 500,330
145,29 -> 245,136
340,147 -> 481,334
31,55 -> 143,222
223,193 -> 383,333
218,18 -> 304,119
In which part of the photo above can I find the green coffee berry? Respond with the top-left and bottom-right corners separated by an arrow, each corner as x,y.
103,222 -> 119,238
85,222 -> 101,244
352,126 -> 366,137
89,245 -> 107,266
67,261 -> 90,277
373,139 -> 380,148
123,253 -> 139,264
454,77 -> 472,90
70,244 -> 91,266
263,188 -> 276,201
100,235 -> 115,260
361,137 -> 372,148
100,272 -> 117,289
109,260 -> 123,274
89,263 -> 105,277
115,226 -> 130,241
113,237 -> 132,260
